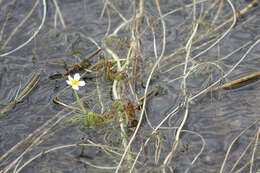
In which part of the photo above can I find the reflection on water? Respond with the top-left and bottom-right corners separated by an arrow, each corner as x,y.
0,0 -> 260,172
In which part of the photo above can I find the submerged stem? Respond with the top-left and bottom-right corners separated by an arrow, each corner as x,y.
73,89 -> 87,126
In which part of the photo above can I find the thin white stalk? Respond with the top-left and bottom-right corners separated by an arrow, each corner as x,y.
116,0 -> 167,171
0,0 -> 47,57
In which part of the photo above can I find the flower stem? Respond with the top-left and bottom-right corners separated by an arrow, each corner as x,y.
73,89 -> 88,126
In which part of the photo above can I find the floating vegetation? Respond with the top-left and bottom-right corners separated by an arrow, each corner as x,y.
0,0 -> 259,172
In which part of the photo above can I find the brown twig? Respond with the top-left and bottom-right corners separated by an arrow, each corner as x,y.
64,48 -> 102,76
212,72 -> 260,91
0,71 -> 41,116
237,0 -> 259,17
1,0 -> 40,51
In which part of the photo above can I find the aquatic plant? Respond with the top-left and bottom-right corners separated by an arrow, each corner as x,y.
66,73 -> 86,91
66,73 -> 89,126
0,0 -> 259,173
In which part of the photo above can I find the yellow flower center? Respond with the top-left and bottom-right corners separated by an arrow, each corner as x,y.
71,79 -> 79,85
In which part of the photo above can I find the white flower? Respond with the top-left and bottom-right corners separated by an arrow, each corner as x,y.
66,73 -> 85,90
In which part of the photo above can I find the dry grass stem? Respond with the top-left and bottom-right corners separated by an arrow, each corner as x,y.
0,0 -> 259,172
0,0 -> 46,57
52,0 -> 67,30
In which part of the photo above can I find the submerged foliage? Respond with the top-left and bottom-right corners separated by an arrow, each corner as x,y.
0,0 -> 259,173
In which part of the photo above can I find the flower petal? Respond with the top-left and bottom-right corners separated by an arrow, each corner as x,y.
74,73 -> 80,80
78,81 -> 85,86
66,80 -> 72,85
72,85 -> 79,90
68,75 -> 73,81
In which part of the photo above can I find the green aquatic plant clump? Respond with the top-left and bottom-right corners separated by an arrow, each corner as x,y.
65,73 -> 127,128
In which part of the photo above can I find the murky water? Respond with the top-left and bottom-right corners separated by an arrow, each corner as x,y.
0,0 -> 260,173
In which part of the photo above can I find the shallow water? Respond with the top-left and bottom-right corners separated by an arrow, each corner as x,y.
0,0 -> 260,173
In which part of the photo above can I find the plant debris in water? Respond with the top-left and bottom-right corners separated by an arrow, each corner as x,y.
0,0 -> 260,173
